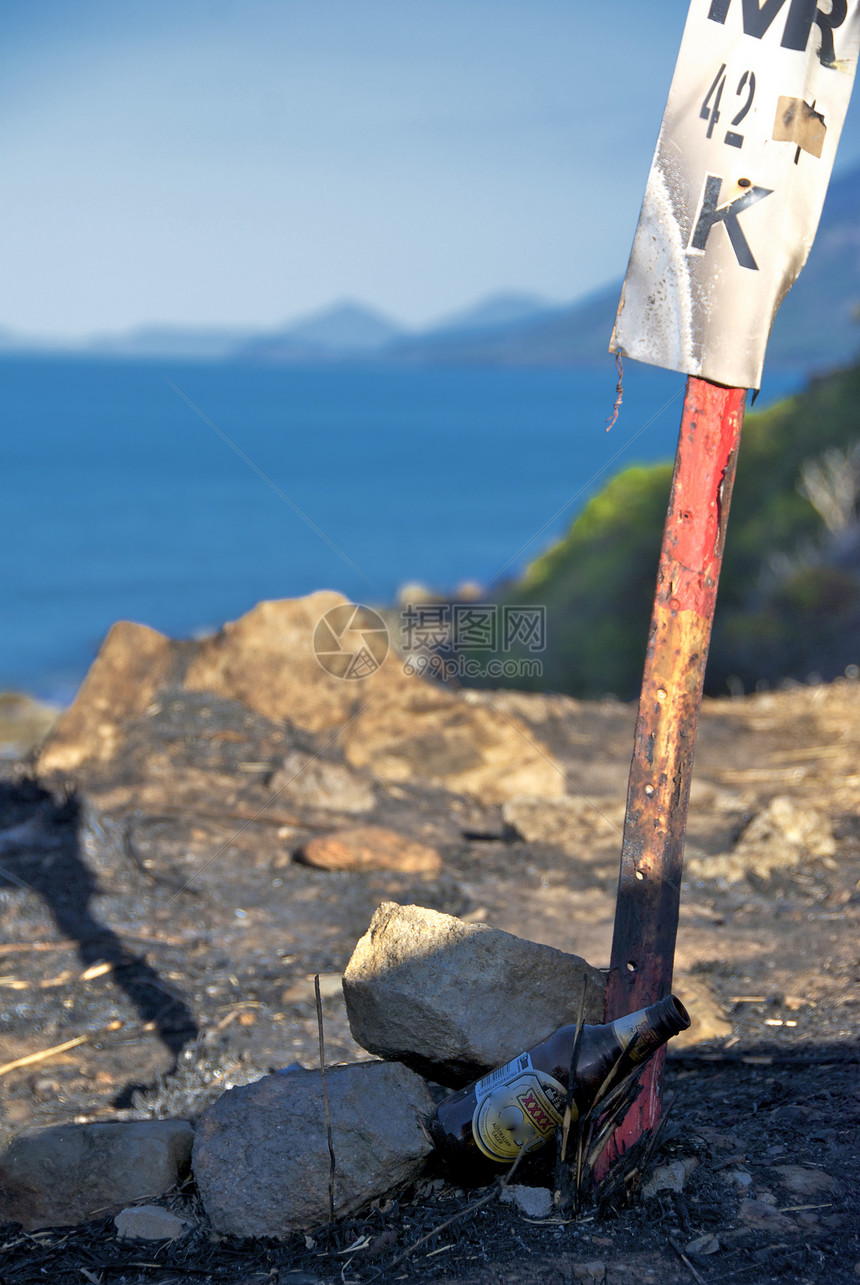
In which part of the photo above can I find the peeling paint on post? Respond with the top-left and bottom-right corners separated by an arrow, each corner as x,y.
597,0 -> 860,1177
602,375 -> 745,1154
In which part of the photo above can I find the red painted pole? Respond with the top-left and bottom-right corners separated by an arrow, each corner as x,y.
601,375 -> 746,1160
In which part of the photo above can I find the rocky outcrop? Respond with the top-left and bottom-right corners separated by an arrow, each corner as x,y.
342,902 -> 606,1085
36,621 -> 178,774
35,592 -> 564,806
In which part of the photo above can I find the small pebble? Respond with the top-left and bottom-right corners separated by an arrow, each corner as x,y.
114,1205 -> 192,1241
642,1158 -> 697,1198
686,1233 -> 720,1256
499,1184 -> 554,1219
722,1167 -> 753,1188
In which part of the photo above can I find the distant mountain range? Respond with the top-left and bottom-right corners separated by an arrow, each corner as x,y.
5,166 -> 860,376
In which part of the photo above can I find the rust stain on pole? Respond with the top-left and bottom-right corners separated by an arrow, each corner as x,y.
602,375 -> 746,1153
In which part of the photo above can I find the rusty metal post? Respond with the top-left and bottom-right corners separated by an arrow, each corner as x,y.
602,375 -> 746,1152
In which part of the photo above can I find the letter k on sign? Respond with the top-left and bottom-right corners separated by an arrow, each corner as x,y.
688,174 -> 773,269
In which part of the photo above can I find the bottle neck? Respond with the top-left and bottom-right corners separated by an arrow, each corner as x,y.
610,994 -> 691,1064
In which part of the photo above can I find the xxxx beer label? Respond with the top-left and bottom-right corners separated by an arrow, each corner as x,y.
471,1052 -> 567,1163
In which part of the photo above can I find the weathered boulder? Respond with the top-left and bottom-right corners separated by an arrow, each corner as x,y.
341,684 -> 565,805
0,1119 -> 193,1230
501,794 -> 622,849
0,692 -> 60,758
685,795 -> 837,883
193,1062 -> 434,1237
297,826 -> 443,875
342,903 -> 606,1086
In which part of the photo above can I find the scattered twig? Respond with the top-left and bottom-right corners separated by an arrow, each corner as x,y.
0,961 -> 114,993
628,1093 -> 674,1195
0,1034 -> 91,1077
337,1234 -> 372,1255
778,1201 -> 833,1213
370,1145 -> 528,1279
587,1072 -> 646,1171
204,1002 -> 266,1037
0,861 -> 38,893
560,975 -> 589,1164
120,803 -> 340,831
0,940 -> 79,955
669,1050 -> 860,1066
669,1237 -> 707,1285
315,974 -> 337,1226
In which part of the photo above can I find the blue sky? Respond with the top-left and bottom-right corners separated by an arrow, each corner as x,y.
4,0 -> 860,339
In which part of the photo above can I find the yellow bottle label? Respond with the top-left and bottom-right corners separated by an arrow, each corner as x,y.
472,1053 -> 567,1163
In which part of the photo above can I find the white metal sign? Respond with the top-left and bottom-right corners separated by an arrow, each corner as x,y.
611,0 -> 860,389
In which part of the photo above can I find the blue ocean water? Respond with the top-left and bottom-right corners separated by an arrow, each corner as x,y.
1,356 -> 802,701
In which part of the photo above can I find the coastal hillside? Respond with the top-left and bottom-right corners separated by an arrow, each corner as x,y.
381,165 -> 860,374
486,354 -> 860,698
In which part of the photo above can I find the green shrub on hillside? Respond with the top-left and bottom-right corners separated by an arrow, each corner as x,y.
490,358 -> 860,697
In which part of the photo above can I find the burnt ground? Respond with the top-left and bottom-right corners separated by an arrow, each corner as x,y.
0,678 -> 859,1283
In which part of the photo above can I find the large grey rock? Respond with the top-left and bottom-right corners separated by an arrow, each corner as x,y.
342,903 -> 606,1086
0,1119 -> 193,1230
193,1061 -> 435,1237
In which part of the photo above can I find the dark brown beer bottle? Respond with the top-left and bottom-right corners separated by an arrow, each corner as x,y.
425,994 -> 689,1167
